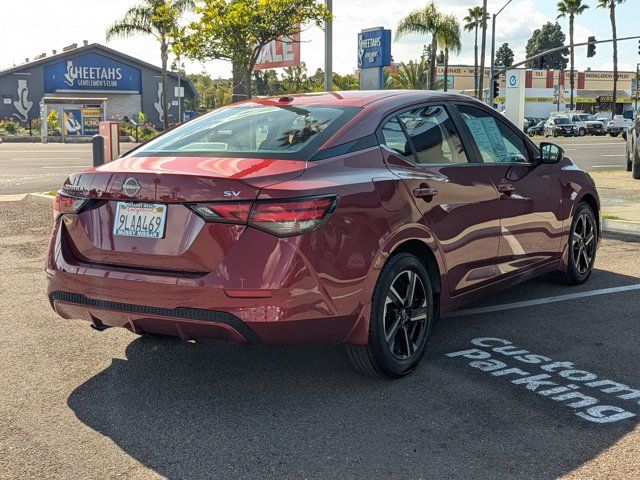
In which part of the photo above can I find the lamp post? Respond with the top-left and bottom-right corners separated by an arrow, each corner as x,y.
489,0 -> 514,106
324,0 -> 333,92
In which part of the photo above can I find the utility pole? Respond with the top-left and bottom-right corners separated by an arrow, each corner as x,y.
636,63 -> 639,111
489,0 -> 513,106
324,0 -> 333,92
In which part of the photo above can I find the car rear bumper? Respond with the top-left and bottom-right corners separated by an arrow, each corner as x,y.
45,221 -> 371,346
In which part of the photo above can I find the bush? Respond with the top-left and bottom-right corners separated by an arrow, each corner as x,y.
0,120 -> 21,135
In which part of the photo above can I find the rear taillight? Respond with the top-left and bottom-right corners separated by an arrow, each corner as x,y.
190,195 -> 338,237
53,192 -> 88,219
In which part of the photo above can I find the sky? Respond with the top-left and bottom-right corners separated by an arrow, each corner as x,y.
1,0 -> 639,77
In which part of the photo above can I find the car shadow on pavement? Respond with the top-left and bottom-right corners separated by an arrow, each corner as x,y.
67,268 -> 640,479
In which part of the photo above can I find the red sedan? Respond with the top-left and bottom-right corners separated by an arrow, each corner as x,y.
46,91 -> 600,378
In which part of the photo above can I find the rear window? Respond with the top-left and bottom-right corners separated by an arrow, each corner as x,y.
133,105 -> 360,160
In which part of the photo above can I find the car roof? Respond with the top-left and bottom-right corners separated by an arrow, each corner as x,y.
243,90 -> 470,108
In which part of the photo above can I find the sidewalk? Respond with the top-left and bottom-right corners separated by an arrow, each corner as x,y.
591,170 -> 640,222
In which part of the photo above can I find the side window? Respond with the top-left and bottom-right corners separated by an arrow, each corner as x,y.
379,117 -> 414,162
457,105 -> 531,164
398,106 -> 469,165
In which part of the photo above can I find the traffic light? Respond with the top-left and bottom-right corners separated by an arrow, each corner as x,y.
493,80 -> 499,100
587,36 -> 596,58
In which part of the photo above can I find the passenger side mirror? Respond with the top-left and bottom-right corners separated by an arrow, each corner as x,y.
539,142 -> 564,164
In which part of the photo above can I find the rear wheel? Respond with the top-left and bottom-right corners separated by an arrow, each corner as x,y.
346,253 -> 433,378
551,203 -> 597,285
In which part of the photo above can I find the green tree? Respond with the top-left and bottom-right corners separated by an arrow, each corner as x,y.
186,72 -> 217,110
438,14 -> 462,93
253,69 -> 280,96
332,73 -> 360,91
107,0 -> 195,130
494,42 -> 514,68
525,22 -> 569,70
176,0 -> 330,103
598,0 -> 626,118
388,59 -> 430,90
281,62 -> 310,93
463,6 -> 488,98
396,2 -> 441,90
557,0 -> 589,111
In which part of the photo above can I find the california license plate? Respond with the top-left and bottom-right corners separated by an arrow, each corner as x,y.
113,202 -> 167,239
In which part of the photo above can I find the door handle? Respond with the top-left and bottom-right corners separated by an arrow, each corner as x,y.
413,186 -> 439,199
497,183 -> 516,195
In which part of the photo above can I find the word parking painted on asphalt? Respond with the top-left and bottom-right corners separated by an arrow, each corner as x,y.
446,338 -> 638,424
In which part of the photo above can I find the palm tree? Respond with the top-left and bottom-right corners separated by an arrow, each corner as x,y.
106,0 -> 195,130
388,59 -> 430,90
438,15 -> 462,93
557,0 -> 589,111
463,6 -> 488,98
396,2 -> 441,90
477,0 -> 488,100
598,0 -> 626,118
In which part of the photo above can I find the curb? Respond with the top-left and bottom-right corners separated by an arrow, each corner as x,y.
24,193 -> 54,206
602,218 -> 640,237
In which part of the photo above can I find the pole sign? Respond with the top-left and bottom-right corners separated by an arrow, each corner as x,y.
44,52 -> 142,93
357,28 -> 392,69
254,34 -> 301,70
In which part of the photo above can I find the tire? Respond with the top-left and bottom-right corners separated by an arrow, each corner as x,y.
553,131 -> 558,138
627,147 -> 633,172
346,253 -> 434,378
551,203 -> 597,285
578,128 -> 587,137
610,133 -> 619,138
633,161 -> 640,180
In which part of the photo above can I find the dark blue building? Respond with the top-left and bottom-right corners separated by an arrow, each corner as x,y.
0,42 -> 197,133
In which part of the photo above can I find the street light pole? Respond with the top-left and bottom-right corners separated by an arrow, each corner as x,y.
489,0 -> 513,106
324,0 -> 333,92
635,63 -> 639,111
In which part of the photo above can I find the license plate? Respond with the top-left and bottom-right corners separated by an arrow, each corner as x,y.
113,202 -> 167,239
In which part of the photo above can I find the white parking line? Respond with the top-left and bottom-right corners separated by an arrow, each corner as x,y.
444,284 -> 640,318
592,165 -> 624,168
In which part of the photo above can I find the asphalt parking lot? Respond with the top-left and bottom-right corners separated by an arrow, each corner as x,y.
1,200 -> 639,479
0,135 -> 629,195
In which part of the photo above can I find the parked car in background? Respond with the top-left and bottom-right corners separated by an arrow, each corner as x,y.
45,90 -> 601,378
626,110 -> 640,179
545,116 -> 578,137
527,121 -> 545,137
570,113 -> 606,137
606,115 -> 632,138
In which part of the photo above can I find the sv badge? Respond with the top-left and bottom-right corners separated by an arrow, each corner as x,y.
224,190 -> 241,197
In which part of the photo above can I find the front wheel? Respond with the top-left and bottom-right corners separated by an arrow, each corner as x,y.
578,128 -> 587,137
346,253 -> 434,378
551,203 -> 597,285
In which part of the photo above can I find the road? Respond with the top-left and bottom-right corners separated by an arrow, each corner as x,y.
1,200 -> 639,479
0,143 -> 137,195
0,136 -> 628,195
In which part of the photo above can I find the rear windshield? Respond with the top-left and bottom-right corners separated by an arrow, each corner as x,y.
133,104 -> 360,160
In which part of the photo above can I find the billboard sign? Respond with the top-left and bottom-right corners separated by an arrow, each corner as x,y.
254,34 -> 301,70
63,109 -> 83,136
44,52 -> 142,93
357,28 -> 391,69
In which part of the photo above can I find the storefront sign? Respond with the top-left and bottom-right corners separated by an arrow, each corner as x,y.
254,34 -> 301,70
357,28 -> 391,69
44,53 -> 142,93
